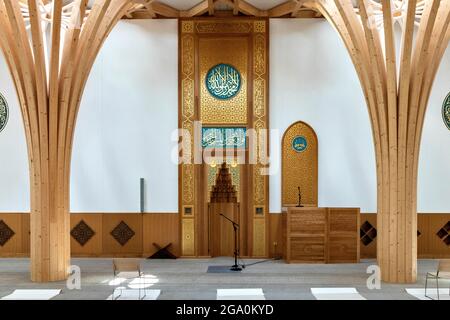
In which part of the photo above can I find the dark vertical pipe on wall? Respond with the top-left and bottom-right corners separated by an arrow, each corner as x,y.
140,178 -> 145,213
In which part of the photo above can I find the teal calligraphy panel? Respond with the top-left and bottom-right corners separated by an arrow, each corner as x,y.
202,127 -> 246,149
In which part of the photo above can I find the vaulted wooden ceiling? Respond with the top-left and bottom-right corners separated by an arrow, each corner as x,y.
124,0 -> 323,19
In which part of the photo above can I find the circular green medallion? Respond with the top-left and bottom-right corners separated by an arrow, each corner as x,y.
206,63 -> 241,100
443,92 -> 450,130
0,93 -> 8,133
292,136 -> 307,153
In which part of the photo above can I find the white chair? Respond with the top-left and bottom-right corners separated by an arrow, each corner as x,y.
425,259 -> 450,300
112,258 -> 148,300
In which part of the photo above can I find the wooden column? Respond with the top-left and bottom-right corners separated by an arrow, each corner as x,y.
303,0 -> 450,283
0,0 -> 134,282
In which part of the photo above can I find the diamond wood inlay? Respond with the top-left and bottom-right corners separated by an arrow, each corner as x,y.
360,221 -> 377,246
0,220 -> 15,246
71,220 -> 95,246
110,221 -> 135,246
436,221 -> 450,246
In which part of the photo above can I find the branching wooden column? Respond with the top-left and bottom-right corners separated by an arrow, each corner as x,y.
304,0 -> 450,283
0,0 -> 134,282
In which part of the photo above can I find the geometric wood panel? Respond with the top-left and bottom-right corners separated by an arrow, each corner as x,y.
110,221 -> 136,246
282,121 -> 318,207
0,220 -> 15,246
102,214 -> 143,256
70,214 -> 102,256
70,220 -> 95,247
359,214 -> 377,259
436,221 -> 450,246
0,214 -> 28,257
424,215 -> 450,258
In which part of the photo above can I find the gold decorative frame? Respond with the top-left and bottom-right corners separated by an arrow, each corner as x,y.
179,19 -> 269,257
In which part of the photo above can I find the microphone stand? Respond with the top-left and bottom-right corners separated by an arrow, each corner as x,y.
296,186 -> 304,207
219,213 -> 242,271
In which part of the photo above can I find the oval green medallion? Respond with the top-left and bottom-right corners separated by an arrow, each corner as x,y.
443,92 -> 450,130
0,93 -> 8,133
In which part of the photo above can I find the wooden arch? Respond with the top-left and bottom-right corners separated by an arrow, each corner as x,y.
301,0 -> 450,283
0,0 -> 136,282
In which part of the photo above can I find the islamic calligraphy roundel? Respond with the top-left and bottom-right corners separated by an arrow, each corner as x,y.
443,92 -> 450,130
292,136 -> 307,153
206,63 -> 241,100
0,93 -> 8,133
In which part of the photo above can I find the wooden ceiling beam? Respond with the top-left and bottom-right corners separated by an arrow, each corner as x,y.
124,0 -> 323,19
145,0 -> 157,18
269,0 -> 296,17
208,0 -> 214,15
125,1 -> 155,18
151,1 -> 179,17
180,0 -> 208,17
235,0 -> 267,17
291,0 -> 306,17
292,8 -> 321,18
233,0 -> 239,15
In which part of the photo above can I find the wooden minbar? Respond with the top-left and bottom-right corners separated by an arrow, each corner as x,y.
282,207 -> 360,263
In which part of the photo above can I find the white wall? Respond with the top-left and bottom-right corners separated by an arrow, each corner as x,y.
269,19 -> 377,213
0,18 -> 448,214
71,19 -> 179,212
269,19 -> 450,213
418,50 -> 450,212
0,52 -> 30,212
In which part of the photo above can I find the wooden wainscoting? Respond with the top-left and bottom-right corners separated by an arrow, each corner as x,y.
269,214 -> 285,258
70,214 -> 103,256
328,208 -> 360,263
0,213 -> 29,257
359,213 -> 450,259
281,207 -> 359,263
1,212 -> 448,259
269,213 -> 449,260
0,213 -> 179,258
143,213 -> 180,257
102,214 -> 144,256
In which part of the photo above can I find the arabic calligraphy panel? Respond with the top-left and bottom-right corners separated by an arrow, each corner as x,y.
199,37 -> 248,124
202,127 -> 247,149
